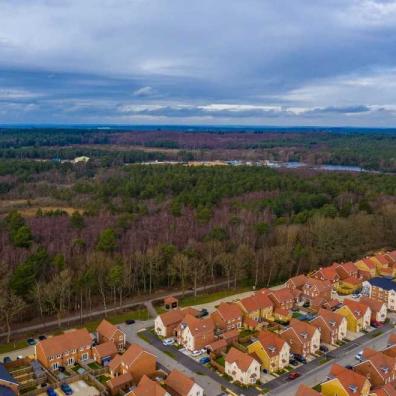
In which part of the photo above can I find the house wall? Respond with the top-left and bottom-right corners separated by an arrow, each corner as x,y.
98,329 -> 125,351
188,383 -> 204,396
336,306 -> 357,332
123,354 -> 156,382
225,361 -> 260,385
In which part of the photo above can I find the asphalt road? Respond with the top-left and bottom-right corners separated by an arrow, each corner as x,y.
266,322 -> 395,396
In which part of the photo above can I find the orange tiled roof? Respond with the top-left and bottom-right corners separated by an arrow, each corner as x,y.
222,328 -> 239,340
165,369 -> 196,395
97,319 -> 122,340
109,343 -> 156,372
164,296 -> 178,304
268,288 -> 294,304
341,276 -> 362,286
207,339 -> 227,351
295,384 -> 322,396
343,299 -> 370,319
158,309 -> 184,327
360,296 -> 386,313
256,330 -> 286,358
37,328 -> 92,357
328,363 -> 368,396
316,308 -> 345,328
93,341 -> 117,358
107,372 -> 133,389
131,375 -> 167,396
372,383 -> 396,396
215,302 -> 242,322
287,274 -> 308,288
180,314 -> 215,336
357,350 -> 396,382
225,347 -> 257,372
288,318 -> 317,341
239,293 -> 272,313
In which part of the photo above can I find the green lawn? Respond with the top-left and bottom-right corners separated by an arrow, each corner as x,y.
88,362 -> 102,370
216,356 -> 225,366
180,287 -> 250,307
96,374 -> 111,384
0,339 -> 30,354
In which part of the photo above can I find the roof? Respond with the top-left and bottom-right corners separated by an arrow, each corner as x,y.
287,318 -> 317,342
362,257 -> 377,270
375,254 -> 391,266
357,350 -> 396,382
0,364 -> 17,385
239,293 -> 272,313
316,308 -> 345,328
109,343 -> 156,371
368,277 -> 396,291
304,278 -> 332,293
244,317 -> 259,329
295,384 -> 321,396
336,262 -> 357,275
207,339 -> 227,351
267,288 -> 294,304
179,314 -> 215,336
107,372 -> 133,389
319,266 -> 339,281
274,307 -> 289,317
158,309 -> 185,327
93,341 -> 118,358
287,274 -> 308,288
222,329 -> 239,340
327,363 -> 368,396
215,302 -> 242,321
373,384 -> 396,396
225,347 -> 257,372
164,296 -> 178,304
343,299 -> 370,319
97,319 -> 123,340
360,296 -> 386,312
256,330 -> 286,358
165,369 -> 195,395
341,276 -> 362,286
131,375 -> 167,396
36,328 -> 92,357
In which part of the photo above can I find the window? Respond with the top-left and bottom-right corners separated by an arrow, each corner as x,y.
81,353 -> 89,361
52,362 -> 59,370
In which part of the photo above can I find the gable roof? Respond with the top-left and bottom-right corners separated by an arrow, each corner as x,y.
93,341 -> 118,358
267,288 -> 294,304
180,314 -> 215,336
239,293 -> 272,312
336,262 -> 357,277
158,309 -> 185,327
304,278 -> 332,292
372,383 -> 396,396
356,350 -> 396,382
131,375 -> 167,396
368,277 -> 396,291
36,328 -> 92,357
360,296 -> 386,313
107,372 -> 133,389
222,329 -> 239,341
97,319 -> 123,340
316,308 -> 345,328
287,274 -> 308,288
284,318 -> 317,343
341,276 -> 362,286
165,369 -> 196,395
327,363 -> 368,396
361,257 -> 377,270
225,347 -> 258,372
109,343 -> 156,371
255,330 -> 286,358
343,299 -> 370,319
295,384 -> 322,396
215,302 -> 242,321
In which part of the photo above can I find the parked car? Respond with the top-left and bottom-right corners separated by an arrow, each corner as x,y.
125,319 -> 135,325
352,293 -> 361,299
58,366 -> 66,373
294,354 -> 307,364
355,351 -> 363,361
27,338 -> 36,346
345,365 -> 353,370
291,307 -> 299,312
197,308 -> 209,318
199,356 -> 210,364
191,350 -> 202,357
60,383 -> 73,395
303,301 -> 310,308
320,344 -> 329,353
288,372 -> 301,380
47,387 -> 57,396
371,320 -> 384,328
289,359 -> 298,366
162,337 -> 175,346
38,335 -> 47,341
3,357 -> 11,364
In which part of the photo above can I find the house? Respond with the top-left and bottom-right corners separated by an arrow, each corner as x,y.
311,266 -> 340,287
97,319 -> 126,351
310,308 -> 347,345
224,347 -> 260,385
221,329 -> 239,345
164,369 -> 204,396
35,328 -> 93,370
335,299 -> 371,332
154,308 -> 199,338
295,384 -> 322,396
267,288 -> 295,311
371,384 -> 396,396
365,278 -> 396,311
354,258 -> 377,277
321,364 -> 371,396
335,262 -> 359,280
164,296 -> 179,311
371,253 -> 391,271
280,319 -> 320,357
238,293 -> 273,322
354,349 -> 396,387
211,302 -> 243,331
108,343 -> 156,382
247,330 -> 290,374
285,274 -> 308,290
92,341 -> 118,366
0,363 -> 19,396
301,278 -> 332,303
128,375 -> 170,396
360,296 -> 387,323
207,339 -> 227,355
107,372 -> 134,396
176,314 -> 215,351
338,276 -> 362,294
273,307 -> 291,323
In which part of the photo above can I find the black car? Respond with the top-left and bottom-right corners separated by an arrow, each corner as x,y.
125,319 -> 135,325
27,338 -> 36,346
345,365 -> 353,370
3,357 -> 11,364
198,308 -> 209,318
303,301 -> 310,308
289,359 -> 298,366
38,335 -> 47,341
320,344 -> 329,353
294,354 -> 307,364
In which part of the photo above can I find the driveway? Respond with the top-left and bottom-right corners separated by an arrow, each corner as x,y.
0,345 -> 34,362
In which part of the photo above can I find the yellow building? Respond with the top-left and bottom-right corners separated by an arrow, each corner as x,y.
247,330 -> 290,374
335,299 -> 371,333
238,293 -> 273,322
321,364 -> 371,396
354,258 -> 377,277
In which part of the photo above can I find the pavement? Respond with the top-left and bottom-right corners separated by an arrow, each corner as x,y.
0,345 -> 34,362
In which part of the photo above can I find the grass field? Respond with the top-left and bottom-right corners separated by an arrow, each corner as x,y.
179,287 -> 250,307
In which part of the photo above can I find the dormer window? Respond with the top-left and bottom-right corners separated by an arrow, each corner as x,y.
348,384 -> 358,393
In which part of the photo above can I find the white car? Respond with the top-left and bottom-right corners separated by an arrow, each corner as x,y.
162,338 -> 175,346
355,351 -> 363,361
352,293 -> 361,299
191,350 -> 202,357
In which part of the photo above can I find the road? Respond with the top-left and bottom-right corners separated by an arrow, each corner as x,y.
266,323 -> 395,396
0,280 -> 230,339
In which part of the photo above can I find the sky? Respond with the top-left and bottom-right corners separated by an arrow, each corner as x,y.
1,0 -> 396,126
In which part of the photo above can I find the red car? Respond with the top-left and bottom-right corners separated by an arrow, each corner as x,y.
288,372 -> 301,380
371,320 -> 384,328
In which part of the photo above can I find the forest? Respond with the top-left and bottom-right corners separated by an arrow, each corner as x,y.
0,127 -> 395,341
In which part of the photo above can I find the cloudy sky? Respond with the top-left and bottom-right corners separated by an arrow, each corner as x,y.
1,0 -> 396,126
